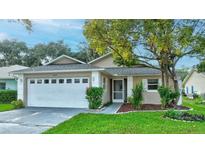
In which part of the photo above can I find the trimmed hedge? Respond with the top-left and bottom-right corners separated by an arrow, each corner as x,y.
0,90 -> 17,104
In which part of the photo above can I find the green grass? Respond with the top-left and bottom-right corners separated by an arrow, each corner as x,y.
44,97 -> 205,134
0,104 -> 15,112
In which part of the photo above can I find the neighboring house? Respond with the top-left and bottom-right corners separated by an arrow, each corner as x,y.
0,65 -> 28,90
183,69 -> 205,98
12,53 -> 178,108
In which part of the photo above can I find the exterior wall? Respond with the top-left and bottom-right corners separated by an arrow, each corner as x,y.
0,79 -> 17,90
184,71 -> 205,97
133,75 -> 161,104
91,55 -> 118,68
22,72 -> 92,106
91,71 -> 111,104
17,75 -> 24,101
127,76 -> 133,97
101,73 -> 111,104
91,71 -> 101,87
133,75 -> 170,104
52,57 -> 79,65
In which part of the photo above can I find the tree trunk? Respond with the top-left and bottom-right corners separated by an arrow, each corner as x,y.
171,71 -> 179,92
161,66 -> 165,87
164,65 -> 169,87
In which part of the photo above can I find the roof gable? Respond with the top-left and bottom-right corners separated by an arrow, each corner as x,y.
45,55 -> 86,65
183,69 -> 205,86
88,52 -> 118,68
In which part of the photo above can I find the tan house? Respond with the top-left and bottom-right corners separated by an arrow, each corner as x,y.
12,53 -> 179,108
183,69 -> 205,98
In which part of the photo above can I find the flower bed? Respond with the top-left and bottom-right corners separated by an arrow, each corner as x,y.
164,110 -> 205,122
117,103 -> 190,113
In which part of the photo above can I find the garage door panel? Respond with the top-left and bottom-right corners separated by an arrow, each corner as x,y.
27,78 -> 89,108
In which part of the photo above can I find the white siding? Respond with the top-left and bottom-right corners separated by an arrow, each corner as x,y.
17,75 -> 24,100
185,71 -> 205,96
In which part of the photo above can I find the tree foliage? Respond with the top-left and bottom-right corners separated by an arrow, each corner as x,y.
0,40 -> 100,67
74,42 -> 101,63
197,61 -> 205,72
25,40 -> 72,66
7,19 -> 32,31
0,40 -> 29,66
84,19 -> 205,90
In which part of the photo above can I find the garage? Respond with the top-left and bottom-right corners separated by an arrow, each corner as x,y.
27,77 -> 89,108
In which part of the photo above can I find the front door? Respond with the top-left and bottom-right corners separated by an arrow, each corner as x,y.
112,79 -> 124,103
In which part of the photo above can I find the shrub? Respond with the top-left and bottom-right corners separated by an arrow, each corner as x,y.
11,99 -> 24,109
158,86 -> 179,108
164,109 -> 183,119
128,82 -> 143,109
193,93 -> 199,99
0,90 -> 17,104
194,96 -> 205,104
86,87 -> 104,109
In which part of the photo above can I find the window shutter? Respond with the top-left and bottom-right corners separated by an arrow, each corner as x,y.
142,79 -> 148,91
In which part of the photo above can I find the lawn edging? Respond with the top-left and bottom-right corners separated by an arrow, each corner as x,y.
116,108 -> 193,114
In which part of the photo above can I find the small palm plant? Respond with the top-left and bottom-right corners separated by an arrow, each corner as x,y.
128,82 -> 143,109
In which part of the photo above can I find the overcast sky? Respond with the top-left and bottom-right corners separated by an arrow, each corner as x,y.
0,19 -> 199,68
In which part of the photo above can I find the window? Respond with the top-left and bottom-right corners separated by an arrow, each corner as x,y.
44,79 -> 49,84
82,78 -> 88,83
37,79 -> 42,84
74,78 -> 80,83
147,79 -> 158,90
66,79 -> 72,83
59,79 -> 64,84
0,82 -> 6,90
51,79 -> 56,84
30,80 -> 35,84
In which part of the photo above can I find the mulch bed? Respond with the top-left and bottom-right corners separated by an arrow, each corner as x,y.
117,103 -> 190,113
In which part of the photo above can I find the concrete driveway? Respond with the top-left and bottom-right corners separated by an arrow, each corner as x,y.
0,107 -> 87,134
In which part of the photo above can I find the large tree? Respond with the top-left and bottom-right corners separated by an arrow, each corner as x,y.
74,42 -> 101,63
84,19 -> 205,91
25,40 -> 72,66
0,40 -> 29,66
197,61 -> 205,72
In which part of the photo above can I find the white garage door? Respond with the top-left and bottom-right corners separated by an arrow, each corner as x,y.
27,77 -> 89,108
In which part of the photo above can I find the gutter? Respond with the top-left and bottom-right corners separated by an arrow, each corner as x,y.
11,68 -> 105,75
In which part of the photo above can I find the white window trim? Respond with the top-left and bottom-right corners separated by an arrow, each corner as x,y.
146,79 -> 159,92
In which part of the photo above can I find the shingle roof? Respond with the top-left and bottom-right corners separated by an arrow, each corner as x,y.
11,63 -> 161,76
12,64 -> 102,74
105,67 -> 161,76
0,65 -> 28,79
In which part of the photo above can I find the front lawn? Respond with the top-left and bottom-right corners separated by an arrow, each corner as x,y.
44,97 -> 205,134
0,104 -> 15,112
